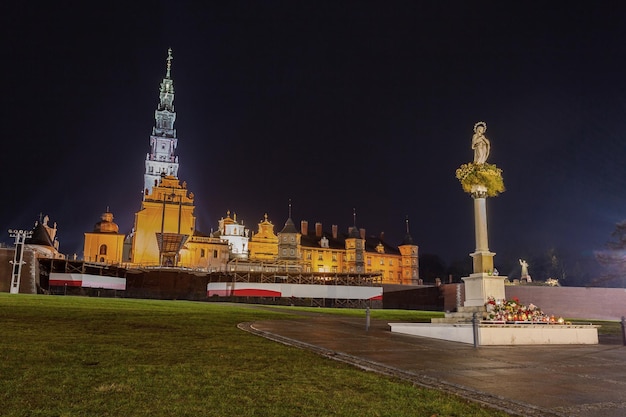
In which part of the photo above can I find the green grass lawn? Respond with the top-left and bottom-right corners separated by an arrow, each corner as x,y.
0,293 -> 516,417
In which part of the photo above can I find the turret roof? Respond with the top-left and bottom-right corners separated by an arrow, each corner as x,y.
279,217 -> 298,234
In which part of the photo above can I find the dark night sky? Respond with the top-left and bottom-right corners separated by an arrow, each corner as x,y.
3,1 -> 626,280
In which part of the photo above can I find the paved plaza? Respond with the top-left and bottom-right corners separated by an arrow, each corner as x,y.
242,311 -> 626,417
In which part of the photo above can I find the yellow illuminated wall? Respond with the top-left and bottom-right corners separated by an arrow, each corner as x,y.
301,247 -> 343,273
298,229 -> 419,285
248,214 -> 279,261
179,235 -> 230,271
83,210 -> 125,264
130,176 -> 196,267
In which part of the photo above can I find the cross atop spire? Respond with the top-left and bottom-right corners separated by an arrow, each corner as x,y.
166,48 -> 173,78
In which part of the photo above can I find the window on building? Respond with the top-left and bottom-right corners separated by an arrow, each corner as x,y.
99,245 -> 107,255
213,250 -> 218,258
306,252 -> 312,260
317,253 -> 323,261
332,253 -> 337,262
367,258 -> 371,266
379,259 -> 384,265
200,249 -> 205,257
389,259 -> 393,266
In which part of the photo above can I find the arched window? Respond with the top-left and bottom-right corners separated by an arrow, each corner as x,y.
99,244 -> 107,255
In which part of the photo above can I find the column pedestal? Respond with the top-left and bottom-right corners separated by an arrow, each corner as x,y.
462,273 -> 506,307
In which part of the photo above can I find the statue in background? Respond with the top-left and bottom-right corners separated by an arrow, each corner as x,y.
519,259 -> 531,282
472,121 -> 490,164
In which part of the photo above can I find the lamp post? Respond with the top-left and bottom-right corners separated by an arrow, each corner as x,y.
8,229 -> 33,294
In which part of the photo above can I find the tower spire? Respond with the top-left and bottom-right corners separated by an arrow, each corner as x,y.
143,49 -> 179,198
401,215 -> 415,245
166,48 -> 173,78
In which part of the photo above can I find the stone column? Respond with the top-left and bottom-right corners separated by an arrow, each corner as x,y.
462,185 -> 505,307
470,185 -> 494,274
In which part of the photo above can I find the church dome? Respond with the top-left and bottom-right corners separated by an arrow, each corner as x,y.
94,210 -> 119,233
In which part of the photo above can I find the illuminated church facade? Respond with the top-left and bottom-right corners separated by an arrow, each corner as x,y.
82,50 -> 420,285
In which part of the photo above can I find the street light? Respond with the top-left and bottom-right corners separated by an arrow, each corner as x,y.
8,229 -> 33,294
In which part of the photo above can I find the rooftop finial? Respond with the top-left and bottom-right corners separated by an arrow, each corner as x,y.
353,208 -> 357,227
405,215 -> 410,234
166,48 -> 173,78
288,199 -> 292,219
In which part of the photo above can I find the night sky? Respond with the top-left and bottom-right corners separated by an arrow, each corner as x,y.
4,1 -> 626,282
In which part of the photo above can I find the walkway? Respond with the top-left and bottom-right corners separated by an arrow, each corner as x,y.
242,312 -> 626,417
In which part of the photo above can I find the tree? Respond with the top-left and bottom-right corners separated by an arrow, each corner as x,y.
593,221 -> 626,287
446,258 -> 472,283
544,247 -> 567,283
418,254 -> 446,284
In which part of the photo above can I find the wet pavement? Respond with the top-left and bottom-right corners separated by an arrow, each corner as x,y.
241,311 -> 626,417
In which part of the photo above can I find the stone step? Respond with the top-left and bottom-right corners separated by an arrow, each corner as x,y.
431,307 -> 487,323
456,306 -> 486,313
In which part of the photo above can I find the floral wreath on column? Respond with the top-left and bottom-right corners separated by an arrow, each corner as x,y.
456,162 -> 505,197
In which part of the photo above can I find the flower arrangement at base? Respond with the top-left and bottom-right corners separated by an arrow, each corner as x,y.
484,296 -> 565,324
456,162 -> 505,197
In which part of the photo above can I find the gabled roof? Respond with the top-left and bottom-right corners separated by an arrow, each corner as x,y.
300,232 -> 345,250
364,237 -> 401,256
299,229 -> 402,255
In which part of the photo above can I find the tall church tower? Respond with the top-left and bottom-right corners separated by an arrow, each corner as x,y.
144,48 -> 179,198
129,49 -> 196,268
